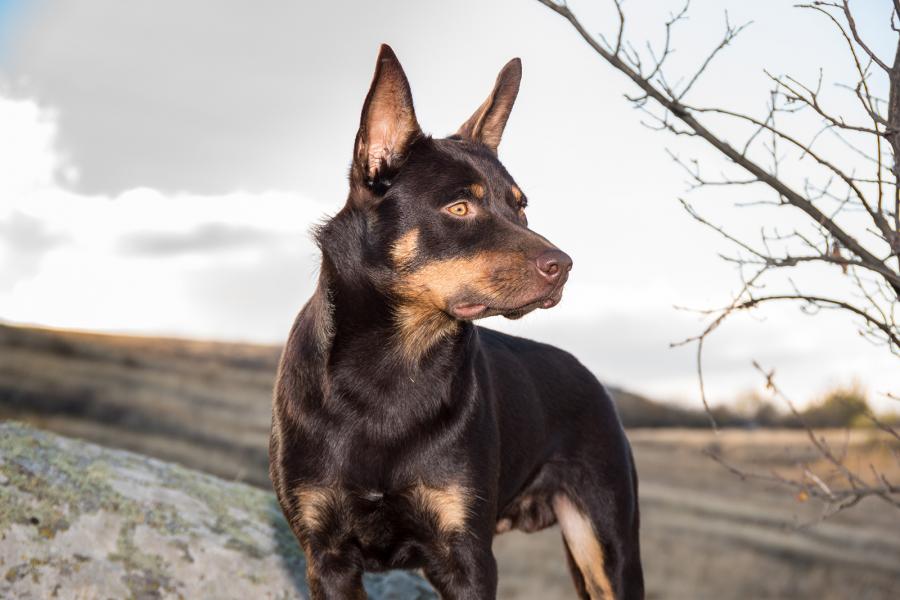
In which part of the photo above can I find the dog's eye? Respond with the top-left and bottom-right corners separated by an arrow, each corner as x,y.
447,202 -> 470,217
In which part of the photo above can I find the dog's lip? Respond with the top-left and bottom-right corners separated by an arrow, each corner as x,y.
450,284 -> 566,320
541,296 -> 560,309
451,303 -> 488,319
503,280 -> 567,314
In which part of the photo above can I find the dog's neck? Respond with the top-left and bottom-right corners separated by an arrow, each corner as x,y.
303,206 -> 476,406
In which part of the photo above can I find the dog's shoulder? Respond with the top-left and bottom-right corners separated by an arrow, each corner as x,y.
475,326 -> 605,392
475,325 -> 580,364
474,326 -> 622,433
475,325 -> 572,359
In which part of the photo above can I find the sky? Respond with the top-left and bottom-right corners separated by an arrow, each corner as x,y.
0,0 -> 896,408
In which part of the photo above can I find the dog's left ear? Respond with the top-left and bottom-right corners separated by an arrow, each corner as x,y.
456,58 -> 522,153
352,44 -> 422,194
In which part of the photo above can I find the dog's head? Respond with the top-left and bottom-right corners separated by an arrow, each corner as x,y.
330,45 -> 571,352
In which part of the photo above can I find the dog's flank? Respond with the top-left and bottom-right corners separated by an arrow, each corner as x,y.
270,43 -> 643,599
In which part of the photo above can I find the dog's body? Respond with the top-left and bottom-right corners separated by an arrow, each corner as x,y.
270,45 -> 643,599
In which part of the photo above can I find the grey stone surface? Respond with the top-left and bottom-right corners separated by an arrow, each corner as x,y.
0,422 -> 436,599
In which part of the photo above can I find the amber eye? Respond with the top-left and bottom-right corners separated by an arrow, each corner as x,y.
447,202 -> 470,217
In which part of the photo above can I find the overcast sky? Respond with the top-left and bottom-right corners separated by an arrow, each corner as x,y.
0,0 -> 896,408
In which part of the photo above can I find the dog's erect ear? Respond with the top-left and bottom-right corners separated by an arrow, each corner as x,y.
456,58 -> 522,153
353,44 -> 421,192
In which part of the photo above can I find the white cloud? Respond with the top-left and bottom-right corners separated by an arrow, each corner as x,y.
0,95 -> 326,341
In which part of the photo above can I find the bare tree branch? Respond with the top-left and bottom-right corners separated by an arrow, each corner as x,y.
535,0 -> 900,296
839,0 -> 892,73
537,0 -> 900,518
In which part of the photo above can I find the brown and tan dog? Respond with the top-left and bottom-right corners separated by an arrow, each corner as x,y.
270,44 -> 643,599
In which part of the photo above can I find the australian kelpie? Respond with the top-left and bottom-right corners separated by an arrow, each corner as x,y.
270,44 -> 643,599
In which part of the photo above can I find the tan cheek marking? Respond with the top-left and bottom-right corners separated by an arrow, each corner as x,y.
554,494 -> 616,600
470,183 -> 485,199
397,251 -> 518,307
413,482 -> 471,533
391,251 -> 519,362
394,252 -> 526,362
391,228 -> 420,267
511,185 -> 522,201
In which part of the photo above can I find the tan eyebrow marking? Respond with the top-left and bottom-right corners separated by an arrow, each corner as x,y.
470,183 -> 485,199
511,185 -> 522,201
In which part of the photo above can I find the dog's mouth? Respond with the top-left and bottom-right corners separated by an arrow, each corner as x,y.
450,282 -> 567,321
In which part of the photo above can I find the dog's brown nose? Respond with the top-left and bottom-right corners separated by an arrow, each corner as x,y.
535,249 -> 573,282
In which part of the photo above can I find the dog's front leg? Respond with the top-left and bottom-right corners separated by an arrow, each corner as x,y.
422,538 -> 498,600
305,549 -> 367,600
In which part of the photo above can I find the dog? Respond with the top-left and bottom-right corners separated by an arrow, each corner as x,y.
269,44 -> 643,600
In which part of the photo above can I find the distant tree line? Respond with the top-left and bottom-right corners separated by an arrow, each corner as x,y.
614,382 -> 895,429
714,382 -> 888,429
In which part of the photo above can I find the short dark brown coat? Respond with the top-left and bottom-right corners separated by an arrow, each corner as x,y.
270,44 -> 643,600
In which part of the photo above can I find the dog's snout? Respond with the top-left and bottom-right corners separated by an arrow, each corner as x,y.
535,249 -> 573,282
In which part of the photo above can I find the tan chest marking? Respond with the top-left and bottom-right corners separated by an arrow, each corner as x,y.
412,482 -> 471,533
294,483 -> 471,537
294,486 -> 345,533
554,494 -> 616,600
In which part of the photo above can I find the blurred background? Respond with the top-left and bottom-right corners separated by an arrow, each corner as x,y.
1,0 -> 898,598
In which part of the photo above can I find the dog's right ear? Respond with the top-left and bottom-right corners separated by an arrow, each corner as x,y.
351,44 -> 421,199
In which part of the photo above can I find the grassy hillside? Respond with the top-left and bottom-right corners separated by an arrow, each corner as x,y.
0,324 -> 279,486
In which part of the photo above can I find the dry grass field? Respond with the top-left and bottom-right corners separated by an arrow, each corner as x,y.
1,324 -> 898,598
496,429 -> 900,599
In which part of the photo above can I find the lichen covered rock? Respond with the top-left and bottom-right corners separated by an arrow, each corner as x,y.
0,422 -> 436,599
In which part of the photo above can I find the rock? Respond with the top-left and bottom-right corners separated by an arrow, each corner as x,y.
0,422 -> 436,600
